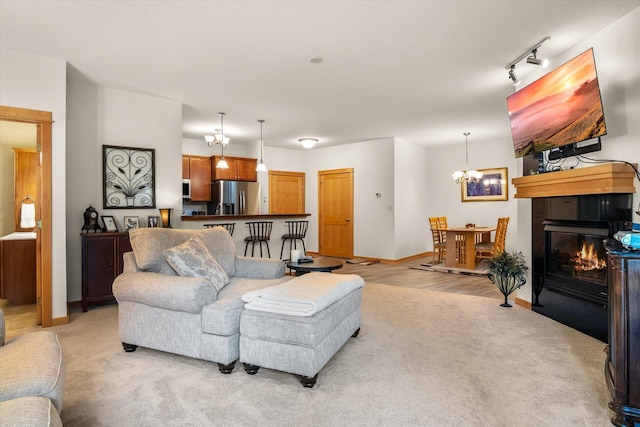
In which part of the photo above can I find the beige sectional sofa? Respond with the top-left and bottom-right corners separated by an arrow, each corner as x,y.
113,227 -> 292,373
0,309 -> 65,426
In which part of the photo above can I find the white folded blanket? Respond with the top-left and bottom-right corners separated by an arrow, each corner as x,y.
242,272 -> 364,317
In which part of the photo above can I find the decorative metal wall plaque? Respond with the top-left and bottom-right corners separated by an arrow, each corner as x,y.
103,145 -> 156,209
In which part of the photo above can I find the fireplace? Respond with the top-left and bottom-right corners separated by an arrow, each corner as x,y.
532,194 -> 632,342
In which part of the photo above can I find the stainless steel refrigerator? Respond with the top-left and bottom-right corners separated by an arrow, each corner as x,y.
208,180 -> 260,215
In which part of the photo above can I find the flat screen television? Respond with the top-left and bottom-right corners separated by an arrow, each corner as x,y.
507,48 -> 607,159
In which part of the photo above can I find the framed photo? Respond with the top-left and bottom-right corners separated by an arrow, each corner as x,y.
124,216 -> 139,230
101,215 -> 118,232
461,167 -> 509,202
103,145 -> 156,209
147,216 -> 159,228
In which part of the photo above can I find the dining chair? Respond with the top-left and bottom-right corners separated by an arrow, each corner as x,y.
244,221 -> 273,257
428,217 -> 447,263
475,217 -> 510,261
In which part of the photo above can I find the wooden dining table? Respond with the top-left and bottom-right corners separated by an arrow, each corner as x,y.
442,226 -> 496,270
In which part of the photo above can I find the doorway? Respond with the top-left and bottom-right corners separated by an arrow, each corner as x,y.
0,105 -> 53,328
318,168 -> 353,258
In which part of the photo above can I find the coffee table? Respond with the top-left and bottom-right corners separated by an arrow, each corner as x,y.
285,258 -> 344,275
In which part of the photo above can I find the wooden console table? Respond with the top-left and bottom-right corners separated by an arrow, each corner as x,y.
81,232 -> 131,312
605,240 -> 640,426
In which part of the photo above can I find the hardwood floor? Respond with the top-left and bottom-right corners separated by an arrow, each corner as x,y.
2,254 -> 502,340
331,255 -> 502,299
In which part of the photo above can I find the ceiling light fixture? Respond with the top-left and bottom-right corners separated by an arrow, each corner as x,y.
299,138 -> 318,149
256,119 -> 267,172
452,132 -> 483,184
505,36 -> 551,85
215,112 -> 229,169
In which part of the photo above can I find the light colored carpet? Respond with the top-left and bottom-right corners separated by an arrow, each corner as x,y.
48,283 -> 610,426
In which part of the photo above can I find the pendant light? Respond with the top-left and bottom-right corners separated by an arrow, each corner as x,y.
256,119 -> 267,172
452,132 -> 483,184
215,112 -> 229,169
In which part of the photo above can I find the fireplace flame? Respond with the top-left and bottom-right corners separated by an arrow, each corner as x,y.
572,243 -> 606,272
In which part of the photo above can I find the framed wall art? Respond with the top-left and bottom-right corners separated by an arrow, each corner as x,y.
147,216 -> 159,228
103,145 -> 156,209
461,167 -> 509,202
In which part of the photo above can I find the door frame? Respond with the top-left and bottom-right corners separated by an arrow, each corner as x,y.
0,105 -> 53,327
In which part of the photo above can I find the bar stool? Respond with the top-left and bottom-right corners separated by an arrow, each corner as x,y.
244,221 -> 273,257
280,220 -> 309,259
204,223 -> 235,236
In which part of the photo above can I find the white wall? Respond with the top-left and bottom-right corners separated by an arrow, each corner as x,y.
394,138 -> 431,259
66,83 -> 182,301
514,7 -> 640,303
0,48 -> 68,319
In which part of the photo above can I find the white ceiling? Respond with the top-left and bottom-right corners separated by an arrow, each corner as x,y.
1,0 -> 638,150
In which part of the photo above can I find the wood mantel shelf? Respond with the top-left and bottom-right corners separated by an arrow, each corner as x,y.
512,163 -> 637,198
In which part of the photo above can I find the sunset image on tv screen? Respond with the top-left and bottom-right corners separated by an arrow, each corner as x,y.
507,48 -> 607,158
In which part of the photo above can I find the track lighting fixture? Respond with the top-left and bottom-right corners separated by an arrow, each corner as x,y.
505,36 -> 550,85
508,65 -> 521,87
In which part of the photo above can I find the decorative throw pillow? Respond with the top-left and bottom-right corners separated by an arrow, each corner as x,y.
163,237 -> 230,293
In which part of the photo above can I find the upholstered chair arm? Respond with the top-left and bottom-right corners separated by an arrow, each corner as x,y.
113,272 -> 217,314
122,252 -> 144,273
233,256 -> 286,279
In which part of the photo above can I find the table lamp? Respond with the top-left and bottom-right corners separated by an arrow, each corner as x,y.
159,208 -> 173,228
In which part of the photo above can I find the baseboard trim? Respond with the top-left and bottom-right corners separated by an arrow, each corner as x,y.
515,297 -> 531,310
51,315 -> 69,326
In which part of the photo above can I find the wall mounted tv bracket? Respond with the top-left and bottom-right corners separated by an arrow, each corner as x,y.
547,137 -> 602,161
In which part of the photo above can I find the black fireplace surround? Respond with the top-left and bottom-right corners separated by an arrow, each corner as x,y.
531,194 -> 632,342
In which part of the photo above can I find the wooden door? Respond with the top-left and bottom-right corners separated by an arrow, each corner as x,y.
0,105 -> 53,327
318,168 -> 353,258
269,171 -> 305,214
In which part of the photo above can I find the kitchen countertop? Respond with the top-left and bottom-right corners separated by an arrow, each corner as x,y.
181,213 -> 311,221
0,231 -> 37,241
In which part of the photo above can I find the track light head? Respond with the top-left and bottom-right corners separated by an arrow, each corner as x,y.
508,65 -> 521,86
526,48 -> 548,67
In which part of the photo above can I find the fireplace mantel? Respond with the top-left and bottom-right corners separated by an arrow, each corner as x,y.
512,163 -> 637,198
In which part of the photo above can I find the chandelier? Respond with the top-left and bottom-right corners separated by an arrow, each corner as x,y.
452,132 -> 483,184
214,112 -> 229,169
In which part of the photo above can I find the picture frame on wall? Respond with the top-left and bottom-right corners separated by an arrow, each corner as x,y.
101,215 -> 118,232
103,145 -> 156,209
147,216 -> 159,228
124,216 -> 139,230
461,167 -> 508,202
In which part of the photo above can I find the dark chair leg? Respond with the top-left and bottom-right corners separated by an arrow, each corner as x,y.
300,373 -> 318,388
280,238 -> 287,259
243,363 -> 260,375
122,342 -> 138,352
265,241 -> 270,258
352,327 -> 361,337
218,360 -> 236,374
244,241 -> 249,256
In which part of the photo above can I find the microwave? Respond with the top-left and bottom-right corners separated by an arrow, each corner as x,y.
182,179 -> 191,199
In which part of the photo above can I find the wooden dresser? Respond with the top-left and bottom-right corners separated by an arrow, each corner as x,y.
81,232 -> 131,312
605,239 -> 640,426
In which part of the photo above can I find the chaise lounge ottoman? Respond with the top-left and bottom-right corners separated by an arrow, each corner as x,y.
239,272 -> 364,387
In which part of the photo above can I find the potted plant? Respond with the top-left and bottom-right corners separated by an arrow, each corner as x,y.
485,251 -> 528,307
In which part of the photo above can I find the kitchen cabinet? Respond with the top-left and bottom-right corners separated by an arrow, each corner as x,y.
211,156 -> 257,182
182,155 -> 211,201
81,232 -> 131,312
605,241 -> 640,426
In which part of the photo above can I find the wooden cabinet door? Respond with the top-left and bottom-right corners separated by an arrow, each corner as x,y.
82,236 -> 117,305
211,156 -> 237,180
236,158 -> 257,181
182,156 -> 190,179
189,156 -> 211,201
